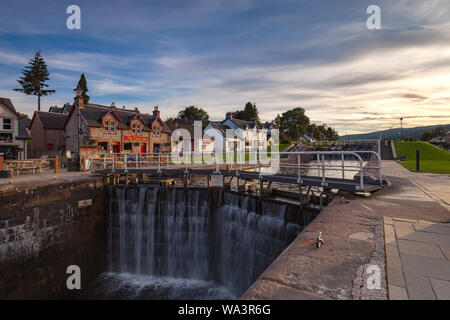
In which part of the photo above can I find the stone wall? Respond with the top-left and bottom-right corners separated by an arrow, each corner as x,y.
0,177 -> 106,299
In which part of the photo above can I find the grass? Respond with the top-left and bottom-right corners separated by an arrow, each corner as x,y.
394,141 -> 450,174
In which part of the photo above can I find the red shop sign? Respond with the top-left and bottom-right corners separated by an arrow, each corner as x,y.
124,136 -> 148,142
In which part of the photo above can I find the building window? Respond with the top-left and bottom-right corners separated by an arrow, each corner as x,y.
137,125 -> 142,135
105,121 -> 110,132
133,124 -> 137,135
111,122 -> 116,133
47,144 -> 54,151
2,118 -> 12,130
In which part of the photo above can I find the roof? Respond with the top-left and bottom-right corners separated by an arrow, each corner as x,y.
263,122 -> 274,129
49,106 -> 63,113
167,119 -> 196,137
33,111 -> 68,130
206,121 -> 230,136
17,118 -> 31,139
65,103 -> 171,133
226,118 -> 257,130
0,97 -> 18,116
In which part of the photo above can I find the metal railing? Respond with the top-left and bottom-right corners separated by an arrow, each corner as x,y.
89,150 -> 382,191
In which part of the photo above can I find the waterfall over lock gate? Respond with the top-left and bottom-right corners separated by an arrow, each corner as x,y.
107,186 -> 314,297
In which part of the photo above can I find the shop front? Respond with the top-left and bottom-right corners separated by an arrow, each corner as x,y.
124,135 -> 149,154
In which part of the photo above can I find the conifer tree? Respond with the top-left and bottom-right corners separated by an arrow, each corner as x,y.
14,51 -> 55,111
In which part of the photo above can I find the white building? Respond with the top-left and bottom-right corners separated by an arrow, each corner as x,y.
0,98 -> 30,160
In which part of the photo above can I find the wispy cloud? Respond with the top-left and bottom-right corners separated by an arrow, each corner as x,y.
1,0 -> 450,133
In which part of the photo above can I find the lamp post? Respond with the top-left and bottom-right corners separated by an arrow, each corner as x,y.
400,117 -> 403,141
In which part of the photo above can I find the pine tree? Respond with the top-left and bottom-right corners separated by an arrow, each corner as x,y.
243,102 -> 260,124
74,73 -> 90,104
13,51 -> 55,111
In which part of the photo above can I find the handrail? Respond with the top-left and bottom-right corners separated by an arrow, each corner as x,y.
89,150 -> 383,191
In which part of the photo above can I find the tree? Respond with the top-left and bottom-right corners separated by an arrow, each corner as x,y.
432,125 -> 446,137
14,51 -> 55,111
164,116 -> 175,125
274,114 -> 281,129
421,130 -> 433,141
17,112 -> 31,122
279,107 -> 310,141
243,102 -> 259,123
177,106 -> 209,122
74,73 -> 90,104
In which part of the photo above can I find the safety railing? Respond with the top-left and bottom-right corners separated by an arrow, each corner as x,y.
89,150 -> 382,191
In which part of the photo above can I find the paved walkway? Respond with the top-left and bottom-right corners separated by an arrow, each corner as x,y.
244,160 -> 449,300
384,217 -> 450,299
382,161 -> 450,300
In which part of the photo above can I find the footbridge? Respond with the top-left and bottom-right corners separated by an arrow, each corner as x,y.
89,151 -> 383,194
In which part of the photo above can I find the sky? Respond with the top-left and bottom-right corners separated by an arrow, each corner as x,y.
0,0 -> 449,135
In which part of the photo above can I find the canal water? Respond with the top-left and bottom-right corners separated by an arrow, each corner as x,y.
83,186 -> 317,299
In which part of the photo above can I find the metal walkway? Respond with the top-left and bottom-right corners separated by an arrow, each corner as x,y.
90,150 -> 383,193
93,168 -> 382,192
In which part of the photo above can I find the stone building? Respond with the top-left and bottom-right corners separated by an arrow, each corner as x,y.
29,111 -> 67,158
0,97 -> 31,160
63,93 -> 171,162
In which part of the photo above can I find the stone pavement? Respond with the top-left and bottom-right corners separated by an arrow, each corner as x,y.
384,217 -> 450,300
244,160 -> 449,300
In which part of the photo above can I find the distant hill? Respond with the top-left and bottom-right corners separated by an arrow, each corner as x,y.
340,124 -> 450,141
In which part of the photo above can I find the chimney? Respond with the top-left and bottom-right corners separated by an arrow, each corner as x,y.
74,86 -> 84,108
153,106 -> 160,117
226,112 -> 232,120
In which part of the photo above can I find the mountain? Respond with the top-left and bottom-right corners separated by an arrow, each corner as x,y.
339,124 -> 450,140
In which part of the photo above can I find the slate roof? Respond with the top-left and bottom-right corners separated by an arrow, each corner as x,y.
206,121 -> 230,136
35,111 -> 68,130
227,118 -> 257,129
67,103 -> 171,133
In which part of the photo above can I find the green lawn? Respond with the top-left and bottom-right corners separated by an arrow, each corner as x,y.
394,141 -> 450,174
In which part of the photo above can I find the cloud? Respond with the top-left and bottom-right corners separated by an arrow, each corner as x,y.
1,0 -> 450,134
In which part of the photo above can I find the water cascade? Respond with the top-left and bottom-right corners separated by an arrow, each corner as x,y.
102,186 -> 316,298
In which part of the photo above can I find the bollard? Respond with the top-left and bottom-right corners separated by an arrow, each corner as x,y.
0,156 -> 3,170
54,156 -> 59,174
416,150 -> 420,172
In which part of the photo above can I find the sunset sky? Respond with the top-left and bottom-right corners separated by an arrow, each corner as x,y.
1,0 -> 449,134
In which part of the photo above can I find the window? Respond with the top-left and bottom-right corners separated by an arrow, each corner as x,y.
137,125 -> 142,135
105,121 -> 110,132
111,122 -> 116,134
2,118 -> 12,130
47,144 -> 54,151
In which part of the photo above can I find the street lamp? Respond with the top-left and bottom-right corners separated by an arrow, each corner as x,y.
400,117 -> 403,140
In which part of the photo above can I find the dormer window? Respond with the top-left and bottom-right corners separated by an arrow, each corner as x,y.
111,122 -> 116,133
137,125 -> 142,135
105,121 -> 110,132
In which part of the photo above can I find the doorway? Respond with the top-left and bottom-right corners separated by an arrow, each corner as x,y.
141,143 -> 147,153
113,144 -> 121,153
